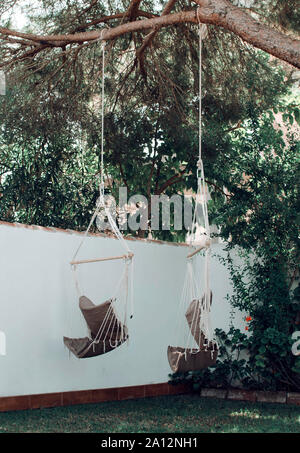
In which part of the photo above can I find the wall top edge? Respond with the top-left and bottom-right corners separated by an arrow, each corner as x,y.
0,220 -> 191,248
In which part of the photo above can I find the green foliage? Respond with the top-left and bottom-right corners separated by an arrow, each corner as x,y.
169,95 -> 300,392
0,0 -> 299,393
0,0 -> 293,239
0,84 -> 99,229
210,101 -> 300,391
292,357 -> 300,374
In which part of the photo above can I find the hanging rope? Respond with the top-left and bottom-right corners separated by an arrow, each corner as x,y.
65,29 -> 135,355
198,14 -> 203,164
70,31 -> 133,263
188,18 -> 210,253
196,17 -> 213,344
100,35 -> 106,201
175,16 -> 216,351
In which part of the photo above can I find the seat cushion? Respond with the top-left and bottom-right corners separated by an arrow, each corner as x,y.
167,345 -> 218,373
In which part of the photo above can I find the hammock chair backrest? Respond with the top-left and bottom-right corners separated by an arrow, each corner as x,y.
185,291 -> 212,348
79,295 -> 127,341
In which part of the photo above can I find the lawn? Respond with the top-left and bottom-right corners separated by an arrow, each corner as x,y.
0,394 -> 299,433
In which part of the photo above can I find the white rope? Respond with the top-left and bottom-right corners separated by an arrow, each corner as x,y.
196,18 -> 214,346
198,19 -> 203,164
185,261 -> 200,350
106,207 -> 131,254
66,30 -> 134,351
175,259 -> 200,349
175,262 -> 193,345
86,262 -> 130,352
70,30 -> 132,270
100,38 -> 105,199
188,20 -> 210,250
174,18 -> 217,355
71,204 -> 102,263
193,19 -> 210,244
79,259 -> 130,355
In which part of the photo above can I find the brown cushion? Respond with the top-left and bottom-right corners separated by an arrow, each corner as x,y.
63,336 -> 127,359
185,291 -> 212,347
63,295 -> 128,359
79,295 -> 127,341
167,345 -> 218,373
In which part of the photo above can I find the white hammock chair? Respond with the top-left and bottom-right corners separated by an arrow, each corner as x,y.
64,39 -> 134,359
167,20 -> 218,373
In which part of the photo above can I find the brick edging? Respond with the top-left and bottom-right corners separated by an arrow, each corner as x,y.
1,384 -> 299,412
200,388 -> 300,406
0,382 -> 191,413
1,384 -> 299,413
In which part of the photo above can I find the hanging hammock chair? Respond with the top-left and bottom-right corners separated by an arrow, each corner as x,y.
63,38 -> 134,359
167,242 -> 218,373
167,21 -> 218,374
167,289 -> 218,373
63,295 -> 129,359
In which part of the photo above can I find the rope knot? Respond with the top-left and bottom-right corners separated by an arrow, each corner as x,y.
98,27 -> 109,44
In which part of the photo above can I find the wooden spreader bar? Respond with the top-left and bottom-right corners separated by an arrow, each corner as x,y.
187,239 -> 211,259
70,252 -> 134,266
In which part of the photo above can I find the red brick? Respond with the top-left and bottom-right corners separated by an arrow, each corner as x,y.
168,383 -> 192,395
0,221 -> 17,228
33,225 -> 53,232
0,219 -> 192,249
0,396 -> 30,412
30,392 -> 62,409
118,385 -> 145,401
144,383 -> 170,398
51,226 -> 70,234
17,223 -> 36,230
89,388 -> 118,403
62,390 -> 94,406
35,388 -> 118,408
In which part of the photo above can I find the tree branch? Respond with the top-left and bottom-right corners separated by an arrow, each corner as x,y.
73,10 -> 158,32
124,0 -> 143,21
157,168 -> 186,194
194,0 -> 300,69
0,1 -> 299,69
0,10 -> 197,46
136,0 -> 178,74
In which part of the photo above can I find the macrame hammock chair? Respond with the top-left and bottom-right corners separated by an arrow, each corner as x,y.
63,39 -> 134,359
167,21 -> 218,374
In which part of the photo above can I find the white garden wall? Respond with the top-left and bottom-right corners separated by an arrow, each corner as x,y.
0,222 -> 245,398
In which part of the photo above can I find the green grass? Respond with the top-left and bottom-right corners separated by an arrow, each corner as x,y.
0,395 -> 299,433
